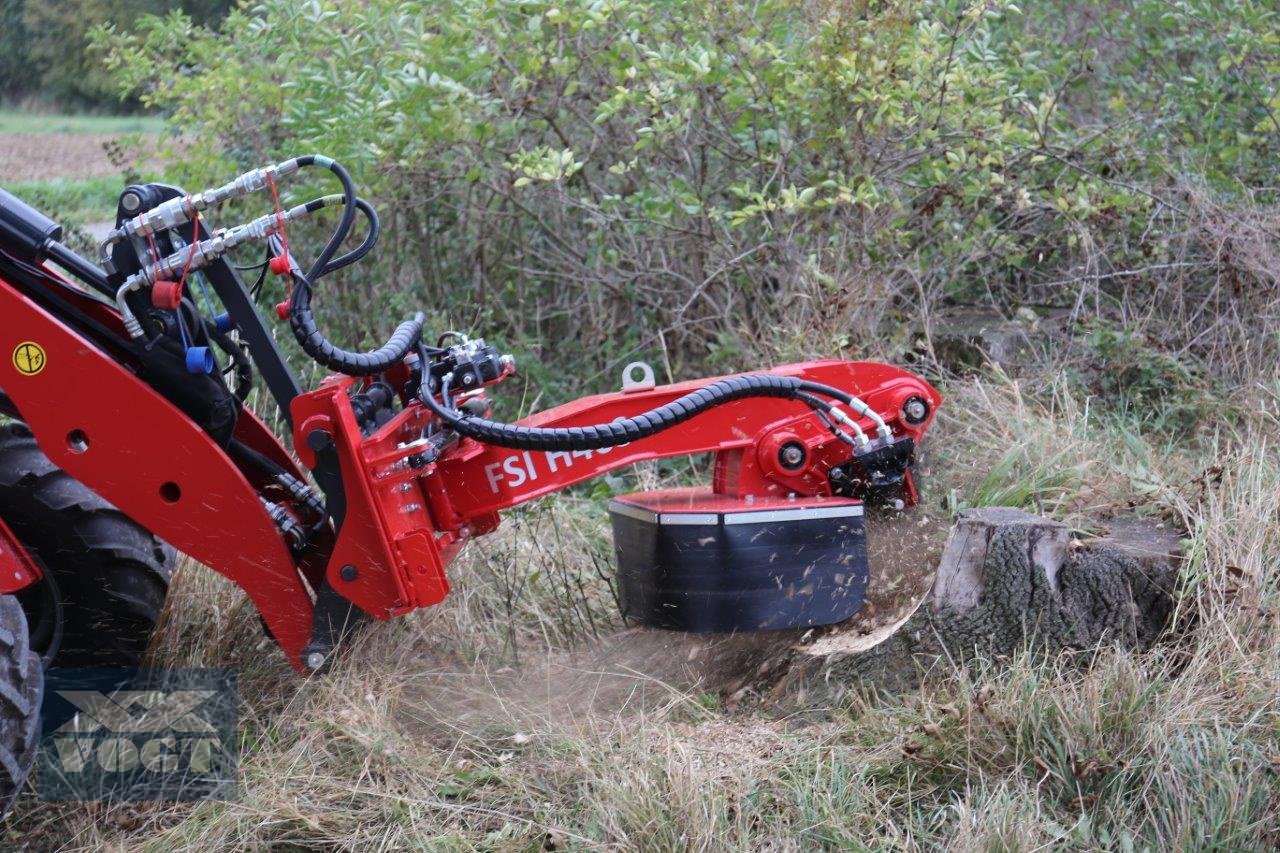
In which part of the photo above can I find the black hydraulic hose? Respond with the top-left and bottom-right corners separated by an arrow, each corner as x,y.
419,366 -> 849,452
285,158 -> 423,375
288,274 -> 424,375
209,323 -> 253,401
295,155 -> 358,283
44,240 -> 114,298
318,198 -> 379,276
227,439 -> 326,522
177,298 -> 212,347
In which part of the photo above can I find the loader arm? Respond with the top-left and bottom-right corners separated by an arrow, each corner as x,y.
0,268 -> 320,666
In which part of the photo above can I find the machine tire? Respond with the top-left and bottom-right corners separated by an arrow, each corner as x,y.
0,593 -> 42,817
0,423 -> 174,667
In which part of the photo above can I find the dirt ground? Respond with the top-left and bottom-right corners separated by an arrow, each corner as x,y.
0,133 -> 126,181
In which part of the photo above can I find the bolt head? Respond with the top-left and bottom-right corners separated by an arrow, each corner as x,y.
304,651 -> 326,671
778,441 -> 806,470
120,191 -> 142,213
340,564 -> 358,582
306,429 -> 333,452
902,397 -> 929,425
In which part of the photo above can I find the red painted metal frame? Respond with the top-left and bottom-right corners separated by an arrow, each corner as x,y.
1,263 -> 940,671
0,270 -> 318,668
0,515 -> 40,595
290,360 -> 941,626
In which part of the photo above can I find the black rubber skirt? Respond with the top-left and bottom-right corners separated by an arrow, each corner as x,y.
608,488 -> 869,632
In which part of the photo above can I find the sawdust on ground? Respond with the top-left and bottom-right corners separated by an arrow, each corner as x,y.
392,506 -> 955,750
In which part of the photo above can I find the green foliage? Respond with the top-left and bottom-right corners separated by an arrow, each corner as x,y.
0,0 -> 233,108
1023,0 -> 1280,188
94,0 -> 1280,389
944,444 -> 1083,516
87,1 -> 1012,368
0,0 -> 31,99
5,176 -> 125,226
0,109 -> 163,134
1079,319 -> 1209,432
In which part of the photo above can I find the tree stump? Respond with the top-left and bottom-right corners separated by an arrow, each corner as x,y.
917,306 -> 1070,375
773,507 -> 1181,698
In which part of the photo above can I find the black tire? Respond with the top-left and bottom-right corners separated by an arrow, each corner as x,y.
0,423 -> 174,667
0,593 -> 42,817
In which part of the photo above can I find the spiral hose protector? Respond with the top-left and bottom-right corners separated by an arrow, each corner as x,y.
288,282 -> 424,375
421,373 -> 815,452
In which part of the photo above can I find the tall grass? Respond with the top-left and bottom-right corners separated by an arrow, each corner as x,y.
11,359 -> 1280,849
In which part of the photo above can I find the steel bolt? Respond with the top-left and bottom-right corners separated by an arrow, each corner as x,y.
304,651 -> 326,671
307,429 -> 333,452
778,441 -> 806,470
902,397 -> 929,425
120,191 -> 142,213
340,564 -> 358,582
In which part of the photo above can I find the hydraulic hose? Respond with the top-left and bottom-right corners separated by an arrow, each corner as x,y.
318,197 -> 379,276
227,439 -> 326,522
288,278 -> 424,375
419,368 -> 856,452
285,158 -> 424,375
209,322 -> 253,401
294,155 -> 358,283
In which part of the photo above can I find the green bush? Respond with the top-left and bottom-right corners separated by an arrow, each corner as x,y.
0,0 -> 31,100
0,0 -> 233,108
1079,319 -> 1209,432
96,0 -> 1280,390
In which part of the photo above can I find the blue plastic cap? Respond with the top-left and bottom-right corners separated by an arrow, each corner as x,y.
214,312 -> 235,334
185,346 -> 214,375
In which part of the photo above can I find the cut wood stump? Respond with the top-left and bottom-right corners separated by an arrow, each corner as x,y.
770,507 -> 1182,698
916,306 -> 1070,375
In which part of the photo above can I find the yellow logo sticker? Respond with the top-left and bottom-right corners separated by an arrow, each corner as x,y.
12,342 -> 46,376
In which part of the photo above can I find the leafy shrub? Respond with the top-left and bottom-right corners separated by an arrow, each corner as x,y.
96,0 -> 1280,392
0,0 -> 232,108
1078,319 -> 1209,431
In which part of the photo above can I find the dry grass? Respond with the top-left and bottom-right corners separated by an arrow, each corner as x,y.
7,356 -> 1280,850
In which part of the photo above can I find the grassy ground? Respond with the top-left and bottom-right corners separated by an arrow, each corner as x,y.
7,356 -> 1277,850
0,110 -> 163,135
3,176 -> 124,229
0,108 -> 158,213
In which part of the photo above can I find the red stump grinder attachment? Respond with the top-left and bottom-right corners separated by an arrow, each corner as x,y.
0,156 -> 941,680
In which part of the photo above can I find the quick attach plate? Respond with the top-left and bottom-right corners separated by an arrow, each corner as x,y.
608,487 -> 868,632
